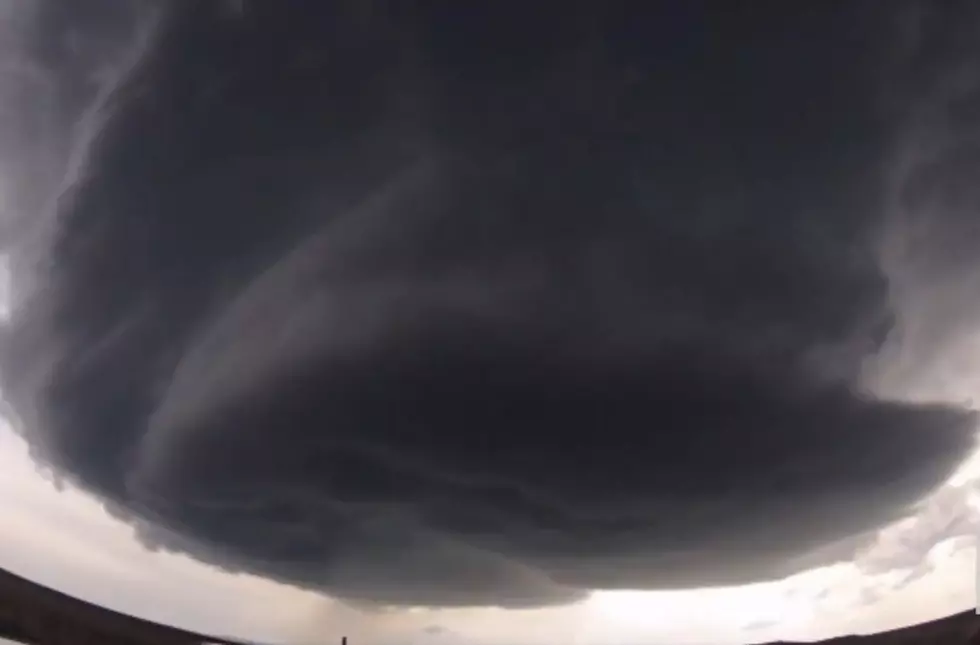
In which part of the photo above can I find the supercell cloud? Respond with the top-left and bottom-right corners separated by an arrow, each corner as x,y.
1,1 -> 978,607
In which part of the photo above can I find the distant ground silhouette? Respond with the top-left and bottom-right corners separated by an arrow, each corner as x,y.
775,609 -> 979,644
0,566 -> 246,645
0,564 -> 975,644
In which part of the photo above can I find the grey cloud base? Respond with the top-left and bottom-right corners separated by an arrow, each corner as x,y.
1,1 -> 978,607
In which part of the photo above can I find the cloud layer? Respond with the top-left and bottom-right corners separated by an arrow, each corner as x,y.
1,1 -> 978,607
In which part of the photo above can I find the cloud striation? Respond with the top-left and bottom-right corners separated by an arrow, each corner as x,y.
1,0 -> 978,608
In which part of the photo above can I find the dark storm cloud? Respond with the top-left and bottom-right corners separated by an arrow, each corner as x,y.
2,1 -> 978,607
0,0 -> 154,235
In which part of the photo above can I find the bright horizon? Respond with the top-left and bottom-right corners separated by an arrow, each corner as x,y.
2,3 -> 980,643
1,407 -> 977,645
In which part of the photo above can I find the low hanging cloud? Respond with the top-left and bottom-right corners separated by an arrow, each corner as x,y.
1,1 -> 979,608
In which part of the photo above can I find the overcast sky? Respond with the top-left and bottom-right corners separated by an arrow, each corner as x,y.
2,2 -> 980,644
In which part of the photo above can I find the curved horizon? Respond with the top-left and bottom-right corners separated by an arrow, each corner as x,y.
1,2 -> 980,644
